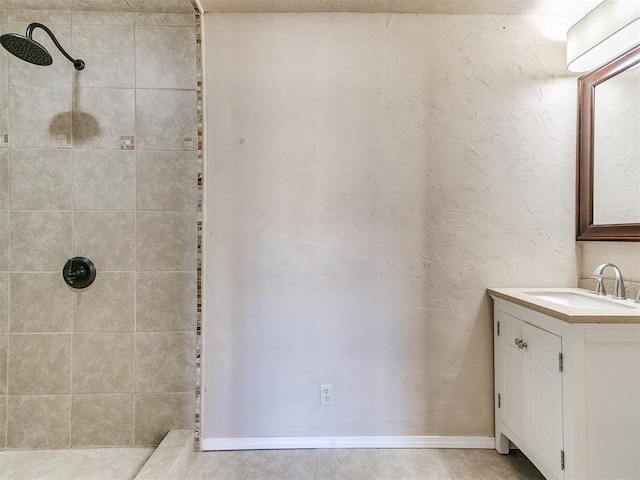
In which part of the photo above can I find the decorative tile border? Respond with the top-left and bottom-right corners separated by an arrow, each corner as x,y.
58,134 -> 71,148
121,135 -> 135,150
191,0 -> 204,453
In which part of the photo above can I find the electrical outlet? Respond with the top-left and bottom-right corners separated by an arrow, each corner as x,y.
320,384 -> 333,404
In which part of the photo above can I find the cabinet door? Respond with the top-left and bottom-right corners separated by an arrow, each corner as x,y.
525,323 -> 563,479
500,313 -> 526,442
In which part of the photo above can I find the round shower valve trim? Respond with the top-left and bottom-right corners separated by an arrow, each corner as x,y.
63,257 -> 96,289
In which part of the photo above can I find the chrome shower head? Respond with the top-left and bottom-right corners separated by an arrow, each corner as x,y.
0,23 -> 84,70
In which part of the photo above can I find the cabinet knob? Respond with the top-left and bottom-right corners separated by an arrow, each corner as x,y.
515,338 -> 528,349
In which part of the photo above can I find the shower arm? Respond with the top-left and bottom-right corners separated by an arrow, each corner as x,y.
26,22 -> 85,70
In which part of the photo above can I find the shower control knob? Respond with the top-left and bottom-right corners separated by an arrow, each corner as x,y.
63,257 -> 96,289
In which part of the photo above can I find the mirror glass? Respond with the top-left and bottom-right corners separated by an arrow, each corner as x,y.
593,63 -> 640,225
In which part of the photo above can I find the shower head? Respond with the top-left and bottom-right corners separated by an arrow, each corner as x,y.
0,33 -> 52,66
0,23 -> 84,70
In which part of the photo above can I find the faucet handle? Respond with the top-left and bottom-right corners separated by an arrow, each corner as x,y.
592,276 -> 606,296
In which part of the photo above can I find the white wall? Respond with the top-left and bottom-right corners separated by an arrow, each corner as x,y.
203,12 -> 579,439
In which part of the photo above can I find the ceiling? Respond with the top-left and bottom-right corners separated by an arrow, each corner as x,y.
0,0 -> 197,13
200,0 -> 602,15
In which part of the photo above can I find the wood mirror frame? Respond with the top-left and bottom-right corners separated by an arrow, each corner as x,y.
576,43 -> 640,241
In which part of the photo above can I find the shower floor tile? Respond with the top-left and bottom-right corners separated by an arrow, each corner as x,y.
0,447 -> 153,480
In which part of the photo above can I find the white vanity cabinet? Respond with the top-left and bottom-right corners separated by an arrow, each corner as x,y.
490,290 -> 640,480
495,307 -> 564,479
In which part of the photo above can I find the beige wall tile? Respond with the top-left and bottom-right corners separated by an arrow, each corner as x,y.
135,332 -> 195,393
73,150 -> 135,211
4,3 -> 69,14
0,18 -> 6,121
62,0 -> 132,11
0,88 -> 7,143
136,151 -> 199,211
74,212 -> 135,272
8,334 -> 71,394
73,88 -> 135,149
0,151 -> 7,209
136,89 -> 197,151
0,2 -> 201,451
0,273 -> 7,332
6,395 -> 71,449
127,1 -> 195,14
73,24 -> 135,88
74,272 -> 134,332
72,11 -> 134,25
0,211 -> 7,271
10,273 -> 73,333
136,212 -> 197,271
72,333 -> 134,393
0,17 -> 7,90
135,25 -> 196,89
0,395 -> 5,449
0,334 -> 6,395
7,24 -> 72,88
71,393 -> 133,446
134,12 -> 195,26
136,272 -> 196,332
134,392 -> 194,445
10,211 -> 72,271
9,150 -> 72,210
8,86 -> 72,149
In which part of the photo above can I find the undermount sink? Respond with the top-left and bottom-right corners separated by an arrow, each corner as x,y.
524,291 -> 638,310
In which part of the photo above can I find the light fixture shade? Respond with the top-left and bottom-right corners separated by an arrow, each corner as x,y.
567,0 -> 640,73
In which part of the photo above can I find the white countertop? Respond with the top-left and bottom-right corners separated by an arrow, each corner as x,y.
487,287 -> 640,323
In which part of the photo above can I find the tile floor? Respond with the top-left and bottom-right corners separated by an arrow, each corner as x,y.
0,447 -> 154,480
0,446 -> 545,480
180,448 -> 546,480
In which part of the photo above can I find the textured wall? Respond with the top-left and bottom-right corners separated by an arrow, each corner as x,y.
203,13 -> 579,439
0,10 -> 198,448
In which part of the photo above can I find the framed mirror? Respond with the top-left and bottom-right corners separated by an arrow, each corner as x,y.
577,43 -> 640,241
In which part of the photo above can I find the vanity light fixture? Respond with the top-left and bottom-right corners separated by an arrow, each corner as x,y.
567,0 -> 640,72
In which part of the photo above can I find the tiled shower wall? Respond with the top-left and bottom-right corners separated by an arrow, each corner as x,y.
0,9 -> 199,448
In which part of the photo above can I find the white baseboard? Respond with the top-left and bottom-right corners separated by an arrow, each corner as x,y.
202,435 -> 495,451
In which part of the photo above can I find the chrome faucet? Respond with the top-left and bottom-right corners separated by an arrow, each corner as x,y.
591,263 -> 626,300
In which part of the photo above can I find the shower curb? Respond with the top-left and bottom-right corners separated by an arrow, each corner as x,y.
134,430 -> 195,480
